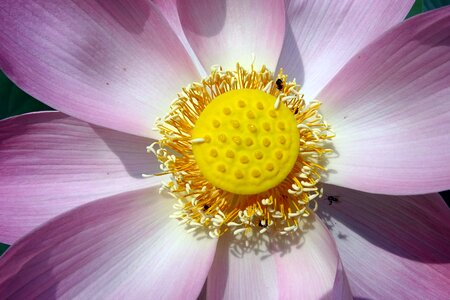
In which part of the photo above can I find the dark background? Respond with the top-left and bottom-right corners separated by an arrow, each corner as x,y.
0,0 -> 449,256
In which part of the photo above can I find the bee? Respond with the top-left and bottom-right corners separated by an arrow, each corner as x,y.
327,195 -> 339,205
276,78 -> 283,91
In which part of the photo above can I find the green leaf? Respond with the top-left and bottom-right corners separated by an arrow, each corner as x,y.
407,0 -> 424,18
0,243 -> 9,256
407,0 -> 450,18
0,71 -> 52,120
424,0 -> 450,10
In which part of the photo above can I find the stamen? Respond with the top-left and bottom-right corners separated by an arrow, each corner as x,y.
190,138 -> 206,144
151,64 -> 334,239
274,94 -> 282,109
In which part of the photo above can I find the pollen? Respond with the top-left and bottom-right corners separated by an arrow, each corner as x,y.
152,64 -> 334,239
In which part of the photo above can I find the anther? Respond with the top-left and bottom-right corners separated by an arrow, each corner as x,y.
232,136 -> 242,145
297,123 -> 306,129
232,120 -> 240,128
274,95 -> 281,109
262,81 -> 272,93
191,138 -> 205,144
212,120 -> 221,128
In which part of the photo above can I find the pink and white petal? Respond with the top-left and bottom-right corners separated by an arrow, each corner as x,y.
177,0 -> 285,71
207,218 -> 351,299
332,260 -> 353,300
318,184 -> 450,299
274,219 -> 352,300
153,0 -> 206,77
152,0 -> 184,44
0,112 -> 160,244
0,0 -> 200,138
278,0 -> 413,100
0,187 -> 217,299
206,233 -> 279,299
320,7 -> 450,194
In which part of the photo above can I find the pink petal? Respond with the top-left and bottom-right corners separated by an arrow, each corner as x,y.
207,218 -> 351,299
320,7 -> 450,194
0,0 -> 200,138
278,0 -> 413,100
332,260 -> 353,300
153,0 -> 185,46
0,112 -> 159,244
318,184 -> 450,299
0,187 -> 217,299
153,0 -> 205,76
207,234 -> 279,299
177,0 -> 286,71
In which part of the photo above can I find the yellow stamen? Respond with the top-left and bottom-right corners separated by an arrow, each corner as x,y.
153,64 -> 334,238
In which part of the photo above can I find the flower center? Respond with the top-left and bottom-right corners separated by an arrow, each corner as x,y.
191,89 -> 300,195
151,64 -> 334,238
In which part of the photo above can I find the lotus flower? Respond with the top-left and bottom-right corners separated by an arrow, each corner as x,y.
1,1 -> 449,299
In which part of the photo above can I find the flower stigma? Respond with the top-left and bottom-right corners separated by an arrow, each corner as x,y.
150,64 -> 334,239
192,89 -> 300,195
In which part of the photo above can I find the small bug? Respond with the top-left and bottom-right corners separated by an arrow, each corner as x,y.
327,196 -> 339,205
276,78 -> 283,91
258,219 -> 268,228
